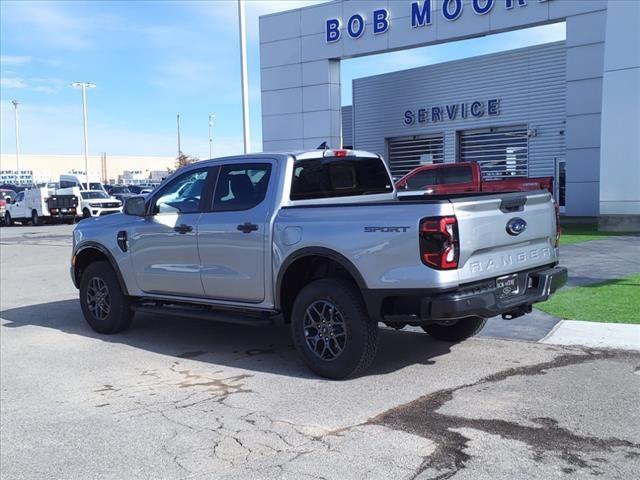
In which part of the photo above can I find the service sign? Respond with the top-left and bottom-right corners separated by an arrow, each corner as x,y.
404,99 -> 501,125
326,0 -> 551,43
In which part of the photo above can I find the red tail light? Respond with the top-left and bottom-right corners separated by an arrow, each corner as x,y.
50,208 -> 57,214
554,201 -> 561,247
334,149 -> 348,157
419,216 -> 459,270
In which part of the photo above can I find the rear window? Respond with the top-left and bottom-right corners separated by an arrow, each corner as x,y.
291,157 -> 392,201
442,166 -> 473,184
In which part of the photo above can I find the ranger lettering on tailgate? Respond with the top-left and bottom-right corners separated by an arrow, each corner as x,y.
364,226 -> 411,233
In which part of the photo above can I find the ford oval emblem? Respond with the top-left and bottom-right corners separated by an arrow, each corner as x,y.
506,217 -> 527,236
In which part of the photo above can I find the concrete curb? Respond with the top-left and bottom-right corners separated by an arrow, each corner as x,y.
540,320 -> 640,351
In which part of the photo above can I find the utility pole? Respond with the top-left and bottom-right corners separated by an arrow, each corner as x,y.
101,152 -> 107,184
208,114 -> 215,159
238,0 -> 251,153
71,82 -> 96,189
11,100 -> 20,182
176,113 -> 182,157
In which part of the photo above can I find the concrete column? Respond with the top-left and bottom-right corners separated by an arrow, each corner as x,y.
598,0 -> 640,232
563,9 -> 607,216
259,7 -> 342,152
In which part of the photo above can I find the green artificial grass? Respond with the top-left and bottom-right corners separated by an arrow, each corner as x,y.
559,223 -> 620,246
537,274 -> 640,324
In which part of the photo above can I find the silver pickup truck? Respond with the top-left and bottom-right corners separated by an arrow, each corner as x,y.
71,149 -> 567,379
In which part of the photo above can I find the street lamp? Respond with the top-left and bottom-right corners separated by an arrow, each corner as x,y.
238,0 -> 251,153
208,114 -> 215,159
11,100 -> 20,181
71,81 -> 96,189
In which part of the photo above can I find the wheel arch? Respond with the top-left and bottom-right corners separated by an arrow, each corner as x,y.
73,242 -> 129,295
276,247 -> 368,323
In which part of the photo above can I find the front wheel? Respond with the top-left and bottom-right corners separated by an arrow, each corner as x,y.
421,316 -> 487,342
291,278 -> 378,380
80,261 -> 134,334
82,208 -> 91,219
4,212 -> 13,226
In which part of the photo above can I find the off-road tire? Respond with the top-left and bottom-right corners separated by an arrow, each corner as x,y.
291,278 -> 378,380
80,261 -> 133,334
421,316 -> 487,342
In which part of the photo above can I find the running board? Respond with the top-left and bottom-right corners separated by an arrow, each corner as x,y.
132,303 -> 278,327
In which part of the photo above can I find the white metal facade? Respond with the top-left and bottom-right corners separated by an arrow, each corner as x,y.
259,1 -> 640,223
351,42 -> 566,181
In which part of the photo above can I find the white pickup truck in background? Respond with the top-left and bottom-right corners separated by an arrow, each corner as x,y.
57,187 -> 122,219
4,187 -> 78,225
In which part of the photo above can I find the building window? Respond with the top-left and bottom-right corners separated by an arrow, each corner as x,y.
387,134 -> 444,178
458,125 -> 528,179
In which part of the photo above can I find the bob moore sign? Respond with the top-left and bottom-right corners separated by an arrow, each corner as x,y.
326,0 -> 551,43
404,99 -> 501,125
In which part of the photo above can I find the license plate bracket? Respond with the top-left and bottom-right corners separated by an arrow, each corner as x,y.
496,273 -> 520,300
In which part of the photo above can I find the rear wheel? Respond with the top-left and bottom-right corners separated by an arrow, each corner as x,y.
421,316 -> 487,342
291,278 -> 378,379
31,210 -> 40,226
80,261 -> 133,334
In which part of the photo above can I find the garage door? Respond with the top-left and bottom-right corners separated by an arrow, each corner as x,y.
387,135 -> 444,177
458,125 -> 529,179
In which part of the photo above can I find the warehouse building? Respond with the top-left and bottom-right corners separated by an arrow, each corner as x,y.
259,0 -> 640,230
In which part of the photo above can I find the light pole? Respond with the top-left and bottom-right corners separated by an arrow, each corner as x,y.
238,0 -> 251,153
71,82 -> 96,189
11,100 -> 20,181
176,113 -> 182,157
208,114 -> 215,158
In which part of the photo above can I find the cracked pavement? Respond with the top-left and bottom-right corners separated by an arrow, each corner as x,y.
2,225 -> 639,479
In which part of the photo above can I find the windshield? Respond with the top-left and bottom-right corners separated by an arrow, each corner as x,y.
291,156 -> 393,200
111,186 -> 131,194
81,191 -> 109,200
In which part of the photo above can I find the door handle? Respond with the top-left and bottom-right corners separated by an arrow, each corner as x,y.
237,222 -> 258,234
174,224 -> 193,234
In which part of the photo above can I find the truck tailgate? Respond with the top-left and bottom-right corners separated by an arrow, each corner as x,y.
451,191 -> 558,284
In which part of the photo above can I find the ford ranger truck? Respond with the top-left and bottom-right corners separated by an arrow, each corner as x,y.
70,149 -> 567,379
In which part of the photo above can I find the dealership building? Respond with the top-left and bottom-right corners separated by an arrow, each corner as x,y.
259,0 -> 640,230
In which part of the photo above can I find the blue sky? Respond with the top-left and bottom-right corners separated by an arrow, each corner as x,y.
0,1 -> 564,159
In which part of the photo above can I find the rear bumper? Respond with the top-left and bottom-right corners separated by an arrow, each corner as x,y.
427,266 -> 567,320
364,265 -> 567,323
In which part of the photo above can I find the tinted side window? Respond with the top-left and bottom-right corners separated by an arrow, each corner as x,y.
406,170 -> 439,190
153,169 -> 211,215
16,192 -> 24,202
442,166 -> 473,184
213,163 -> 272,212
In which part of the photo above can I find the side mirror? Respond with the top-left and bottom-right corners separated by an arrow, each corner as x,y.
123,196 -> 146,216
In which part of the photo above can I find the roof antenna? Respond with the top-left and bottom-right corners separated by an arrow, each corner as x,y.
317,141 -> 328,150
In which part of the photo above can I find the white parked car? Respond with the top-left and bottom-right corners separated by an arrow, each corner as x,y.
75,189 -> 122,218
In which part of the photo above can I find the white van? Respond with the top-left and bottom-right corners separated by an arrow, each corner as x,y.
59,174 -> 106,193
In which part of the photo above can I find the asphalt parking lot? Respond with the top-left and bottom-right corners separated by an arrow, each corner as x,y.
1,224 -> 639,480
